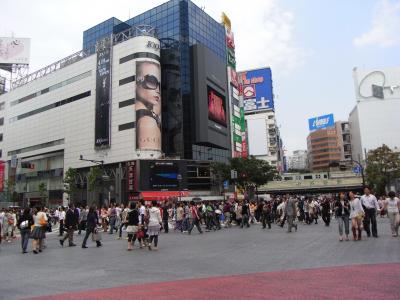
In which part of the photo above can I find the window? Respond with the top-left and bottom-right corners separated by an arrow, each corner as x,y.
0,149 -> 2,158
0,133 -> 3,142
0,102 -> 4,110
0,117 -> 3,126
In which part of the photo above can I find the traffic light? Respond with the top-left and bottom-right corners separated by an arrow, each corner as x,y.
21,162 -> 35,169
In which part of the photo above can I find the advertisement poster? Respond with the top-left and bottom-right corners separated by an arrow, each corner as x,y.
0,37 -> 30,65
239,68 -> 274,112
208,86 -> 227,126
136,61 -> 162,151
95,42 -> 111,148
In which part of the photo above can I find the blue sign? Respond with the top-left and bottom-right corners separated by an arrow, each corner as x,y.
223,180 -> 229,189
308,113 -> 335,131
241,68 -> 274,112
353,166 -> 362,174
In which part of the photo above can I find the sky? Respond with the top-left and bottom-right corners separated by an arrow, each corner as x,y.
1,0 -> 400,155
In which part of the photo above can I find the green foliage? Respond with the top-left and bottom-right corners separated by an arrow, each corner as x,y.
230,156 -> 278,190
38,182 -> 47,196
211,157 -> 278,193
64,167 -> 77,196
366,144 -> 400,196
88,166 -> 102,192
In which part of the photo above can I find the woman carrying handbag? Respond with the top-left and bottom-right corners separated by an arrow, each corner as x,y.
126,202 -> 140,251
82,206 -> 102,248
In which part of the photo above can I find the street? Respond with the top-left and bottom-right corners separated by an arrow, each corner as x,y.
0,218 -> 399,299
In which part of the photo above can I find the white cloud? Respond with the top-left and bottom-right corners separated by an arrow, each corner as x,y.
0,0 -> 308,75
353,0 -> 400,47
200,0 -> 309,74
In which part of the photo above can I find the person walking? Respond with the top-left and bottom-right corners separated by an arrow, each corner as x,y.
147,201 -> 162,250
334,192 -> 350,241
82,206 -> 102,248
118,204 -> 128,239
60,204 -> 78,247
321,198 -> 331,226
78,206 -> 88,235
261,200 -> 272,229
285,197 -> 298,233
188,201 -> 203,234
383,191 -> 400,237
126,202 -> 140,251
58,206 -> 65,236
349,192 -> 364,241
175,203 -> 184,232
108,204 -> 117,234
162,203 -> 169,233
241,201 -> 250,228
360,187 -> 379,238
17,208 -> 34,253
30,207 -> 48,254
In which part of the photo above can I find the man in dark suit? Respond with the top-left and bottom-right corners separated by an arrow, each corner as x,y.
59,203 -> 78,247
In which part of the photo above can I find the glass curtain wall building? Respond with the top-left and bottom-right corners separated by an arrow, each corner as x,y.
82,0 -> 229,162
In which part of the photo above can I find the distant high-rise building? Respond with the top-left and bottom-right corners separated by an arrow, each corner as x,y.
288,150 -> 309,171
307,122 -> 344,171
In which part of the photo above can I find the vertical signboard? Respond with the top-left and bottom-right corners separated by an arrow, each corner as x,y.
95,37 -> 111,148
222,13 -> 247,158
127,161 -> 136,201
0,161 -> 5,192
239,68 -> 274,112
135,60 -> 162,151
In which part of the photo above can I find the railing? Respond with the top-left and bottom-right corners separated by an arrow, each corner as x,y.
11,25 -> 157,90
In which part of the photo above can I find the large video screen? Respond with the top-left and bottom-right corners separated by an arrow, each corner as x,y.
208,86 -> 227,126
149,161 -> 179,189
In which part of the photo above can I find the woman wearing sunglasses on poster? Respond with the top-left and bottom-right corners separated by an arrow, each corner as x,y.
136,61 -> 161,151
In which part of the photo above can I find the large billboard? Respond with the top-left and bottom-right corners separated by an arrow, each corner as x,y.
0,37 -> 30,65
94,39 -> 111,148
208,86 -> 227,126
136,60 -> 162,151
308,113 -> 335,131
239,68 -> 274,112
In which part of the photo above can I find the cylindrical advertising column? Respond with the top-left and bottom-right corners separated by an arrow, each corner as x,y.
134,37 -> 162,156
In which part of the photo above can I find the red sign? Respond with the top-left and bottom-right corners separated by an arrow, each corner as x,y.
127,161 -> 135,192
229,67 -> 239,88
243,85 -> 256,99
0,161 -> 5,192
141,191 -> 189,201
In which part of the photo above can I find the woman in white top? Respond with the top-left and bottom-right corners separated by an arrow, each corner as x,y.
147,201 -> 162,250
30,207 -> 48,254
384,191 -> 400,237
349,191 -> 364,241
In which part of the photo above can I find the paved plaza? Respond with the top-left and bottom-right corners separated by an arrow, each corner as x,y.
0,218 -> 399,299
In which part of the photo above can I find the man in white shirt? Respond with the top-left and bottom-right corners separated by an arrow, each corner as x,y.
360,186 -> 379,238
59,207 -> 66,236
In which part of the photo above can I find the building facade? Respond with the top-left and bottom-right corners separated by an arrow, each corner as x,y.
238,67 -> 284,172
288,150 -> 309,171
82,0 -> 230,162
307,122 -> 344,171
349,66 -> 400,161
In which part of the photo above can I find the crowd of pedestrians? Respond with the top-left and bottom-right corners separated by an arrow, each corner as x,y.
0,186 -> 399,254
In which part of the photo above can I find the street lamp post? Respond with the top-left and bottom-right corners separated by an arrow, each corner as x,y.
79,155 -> 105,206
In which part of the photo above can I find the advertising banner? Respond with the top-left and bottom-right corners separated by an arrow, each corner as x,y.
0,161 -> 4,192
95,39 -> 111,148
227,49 -> 236,69
0,37 -> 30,65
208,86 -> 227,126
308,113 -> 334,131
239,68 -> 274,112
136,60 -> 162,151
127,161 -> 136,192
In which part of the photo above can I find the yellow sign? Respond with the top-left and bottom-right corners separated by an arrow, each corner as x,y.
221,12 -> 231,29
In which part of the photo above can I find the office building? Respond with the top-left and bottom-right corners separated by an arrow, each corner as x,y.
307,121 -> 344,171
288,150 -> 309,171
238,67 -> 284,171
349,66 -> 400,161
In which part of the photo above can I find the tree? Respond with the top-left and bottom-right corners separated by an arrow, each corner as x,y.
210,162 -> 231,192
366,144 -> 400,196
64,167 -> 77,203
87,166 -> 103,192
